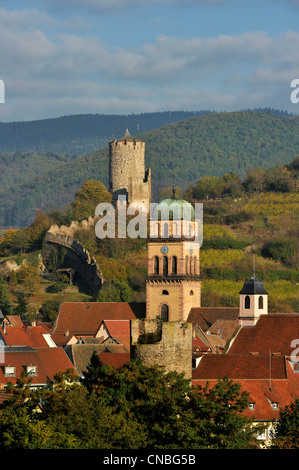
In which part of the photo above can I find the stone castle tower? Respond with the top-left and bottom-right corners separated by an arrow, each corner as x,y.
109,129 -> 151,212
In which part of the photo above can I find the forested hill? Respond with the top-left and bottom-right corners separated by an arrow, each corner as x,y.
1,110 -> 299,227
0,111 -> 211,155
0,108 -> 293,155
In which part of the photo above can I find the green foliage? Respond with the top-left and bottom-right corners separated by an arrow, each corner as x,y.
14,292 -> 31,316
202,236 -> 251,250
0,359 -> 266,449
188,172 -> 244,200
0,277 -> 12,315
39,299 -> 61,322
97,279 -> 131,302
71,179 -> 112,222
270,399 -> 299,448
261,239 -> 297,263
83,360 -> 258,449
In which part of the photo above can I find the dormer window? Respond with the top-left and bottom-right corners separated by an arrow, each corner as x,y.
272,402 -> 279,410
249,403 -> 255,410
5,365 -> 16,377
26,365 -> 37,376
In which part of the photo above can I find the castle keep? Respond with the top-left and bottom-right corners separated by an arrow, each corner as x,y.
109,129 -> 151,212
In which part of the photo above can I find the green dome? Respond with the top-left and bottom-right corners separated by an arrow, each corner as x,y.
152,187 -> 195,221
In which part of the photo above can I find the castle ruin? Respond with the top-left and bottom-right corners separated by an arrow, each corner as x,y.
109,129 -> 151,213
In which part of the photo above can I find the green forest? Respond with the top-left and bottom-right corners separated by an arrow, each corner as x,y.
1,110 -> 299,227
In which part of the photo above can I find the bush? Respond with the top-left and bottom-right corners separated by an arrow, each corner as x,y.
261,240 -> 297,262
224,211 -> 254,225
46,281 -> 65,293
202,237 -> 251,250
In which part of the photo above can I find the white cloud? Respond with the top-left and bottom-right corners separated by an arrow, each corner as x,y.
1,6 -> 299,120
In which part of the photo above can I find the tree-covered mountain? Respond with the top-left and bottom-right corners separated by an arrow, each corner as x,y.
1,110 -> 299,227
0,111 -> 212,155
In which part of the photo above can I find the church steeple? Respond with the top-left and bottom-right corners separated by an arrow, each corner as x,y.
239,275 -> 268,327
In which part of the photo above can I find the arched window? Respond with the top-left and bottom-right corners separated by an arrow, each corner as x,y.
173,222 -> 178,238
172,255 -> 177,275
153,222 -> 159,238
161,304 -> 169,322
245,295 -> 250,309
258,296 -> 263,309
154,256 -> 159,275
163,256 -> 168,277
162,290 -> 169,295
190,290 -> 194,296
163,223 -> 169,238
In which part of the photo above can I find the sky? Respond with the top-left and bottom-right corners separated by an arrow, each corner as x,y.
0,0 -> 299,121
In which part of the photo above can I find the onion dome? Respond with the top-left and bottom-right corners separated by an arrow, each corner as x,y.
152,185 -> 195,220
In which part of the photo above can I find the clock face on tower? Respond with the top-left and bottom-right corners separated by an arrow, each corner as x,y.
161,245 -> 168,254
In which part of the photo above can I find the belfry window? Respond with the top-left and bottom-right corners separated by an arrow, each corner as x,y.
172,256 -> 177,275
163,223 -> 169,238
258,296 -> 263,309
163,256 -> 168,276
154,256 -> 159,275
245,295 -> 250,309
161,304 -> 169,322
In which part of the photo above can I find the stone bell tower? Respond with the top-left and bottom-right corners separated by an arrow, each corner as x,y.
146,188 -> 201,322
109,129 -> 151,213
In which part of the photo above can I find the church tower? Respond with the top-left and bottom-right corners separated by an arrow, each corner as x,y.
146,188 -> 201,322
239,275 -> 268,327
109,129 -> 151,213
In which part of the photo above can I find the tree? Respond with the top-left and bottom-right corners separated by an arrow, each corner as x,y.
86,359 -> 259,449
14,291 -> 31,316
0,373 -> 51,449
270,399 -> 299,448
97,279 -> 131,302
38,370 -> 146,449
71,179 -> 112,222
17,264 -> 40,295
0,277 -> 12,316
261,239 -> 297,263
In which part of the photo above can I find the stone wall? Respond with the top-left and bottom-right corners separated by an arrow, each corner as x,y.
131,319 -> 193,379
42,224 -> 104,296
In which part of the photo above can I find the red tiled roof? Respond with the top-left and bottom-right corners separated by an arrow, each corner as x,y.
192,354 -> 287,380
5,316 -> 24,327
51,302 -> 145,346
101,320 -> 131,351
0,325 -> 54,348
187,307 -> 239,332
192,355 -> 299,421
228,314 -> 299,356
0,347 -> 77,386
192,335 -> 210,352
99,352 -> 130,368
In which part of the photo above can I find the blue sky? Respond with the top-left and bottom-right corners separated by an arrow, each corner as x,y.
0,0 -> 299,121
